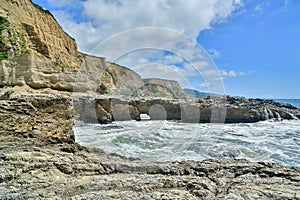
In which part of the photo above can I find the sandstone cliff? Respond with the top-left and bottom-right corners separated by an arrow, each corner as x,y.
73,54 -> 145,94
0,1 -> 300,199
0,0 -> 79,67
0,0 -> 184,97
1,0 -> 299,124
134,78 -> 189,98
0,0 -> 83,91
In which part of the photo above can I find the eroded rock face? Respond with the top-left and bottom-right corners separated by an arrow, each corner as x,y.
0,1 -> 151,96
0,1 -> 299,198
0,137 -> 299,199
0,93 -> 74,143
74,96 -> 300,124
0,90 -> 299,199
107,63 -> 145,96
0,1 -> 193,99
0,0 -> 79,67
1,0 -> 298,126
135,78 -> 190,98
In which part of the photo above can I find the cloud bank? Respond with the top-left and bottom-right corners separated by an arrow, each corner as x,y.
52,0 -> 242,53
48,0 -> 244,90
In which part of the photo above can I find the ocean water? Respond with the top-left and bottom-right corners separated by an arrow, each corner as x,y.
74,119 -> 300,166
273,99 -> 300,108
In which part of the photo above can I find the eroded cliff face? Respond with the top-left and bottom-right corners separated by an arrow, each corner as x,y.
0,0 -> 79,67
0,0 -> 299,126
0,0 -> 183,97
75,55 -> 145,95
0,0 -> 84,91
0,2 -> 300,198
0,92 -> 74,143
136,78 -> 189,98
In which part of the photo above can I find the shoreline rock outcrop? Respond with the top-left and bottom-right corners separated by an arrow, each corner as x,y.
0,91 -> 74,143
0,89 -> 299,199
74,95 -> 300,124
1,0 -> 299,125
0,1 -> 300,199
1,136 -> 300,199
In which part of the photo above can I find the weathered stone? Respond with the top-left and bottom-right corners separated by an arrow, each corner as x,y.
0,138 -> 299,199
0,89 -> 299,199
0,0 -> 80,67
112,103 -> 140,121
0,92 -> 74,143
0,1 -> 300,199
74,96 -> 300,124
55,162 -> 73,174
135,78 -> 190,98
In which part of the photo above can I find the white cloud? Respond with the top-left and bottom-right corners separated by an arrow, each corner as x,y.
208,48 -> 221,58
199,82 -> 212,89
50,0 -> 243,54
196,69 -> 246,80
45,0 -> 246,91
133,64 -> 192,88
220,70 -> 246,79
164,54 -> 184,65
181,61 -> 211,77
115,49 -> 164,68
254,4 -> 263,13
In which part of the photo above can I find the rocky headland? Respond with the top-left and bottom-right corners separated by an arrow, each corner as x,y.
1,0 -> 299,124
0,92 -> 299,199
1,0 -> 300,199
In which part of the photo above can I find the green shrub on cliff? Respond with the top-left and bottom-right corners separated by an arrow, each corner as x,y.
0,16 -> 26,60
0,16 -> 10,32
0,16 -> 10,61
0,52 -> 8,60
56,60 -> 69,72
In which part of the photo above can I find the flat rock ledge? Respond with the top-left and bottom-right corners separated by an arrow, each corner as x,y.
0,137 -> 299,199
0,92 -> 299,199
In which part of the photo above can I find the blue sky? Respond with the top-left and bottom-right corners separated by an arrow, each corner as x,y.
32,0 -> 300,98
198,0 -> 300,98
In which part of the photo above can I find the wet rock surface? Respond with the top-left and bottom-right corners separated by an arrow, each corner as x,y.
1,1 -> 299,198
0,137 -> 299,199
0,91 -> 299,199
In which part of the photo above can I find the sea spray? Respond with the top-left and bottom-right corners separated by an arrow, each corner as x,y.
74,120 -> 300,166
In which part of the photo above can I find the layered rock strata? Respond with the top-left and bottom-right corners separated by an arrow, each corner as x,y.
1,0 -> 176,96
0,91 -> 299,199
0,92 -> 74,143
0,0 -> 79,67
0,1 -> 300,199
135,78 -> 190,98
1,0 -> 299,126
74,95 -> 300,124
1,137 -> 300,199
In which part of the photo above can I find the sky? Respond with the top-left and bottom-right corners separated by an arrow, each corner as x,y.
32,0 -> 300,99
